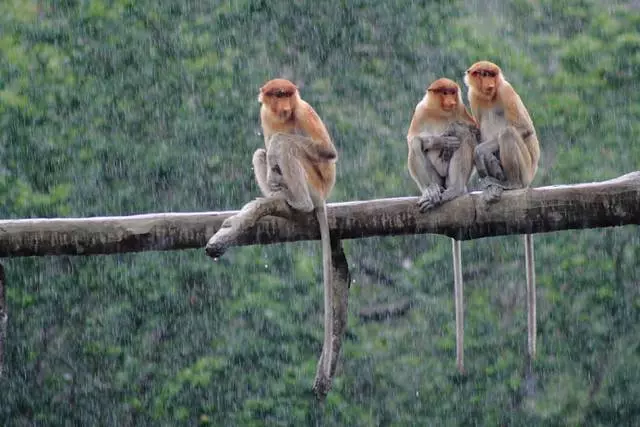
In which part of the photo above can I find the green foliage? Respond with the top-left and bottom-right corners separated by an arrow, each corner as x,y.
1,0 -> 640,425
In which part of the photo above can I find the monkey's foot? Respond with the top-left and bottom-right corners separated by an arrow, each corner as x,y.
417,184 -> 444,212
438,145 -> 456,162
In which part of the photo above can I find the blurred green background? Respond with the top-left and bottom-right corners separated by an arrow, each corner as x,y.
1,0 -> 639,425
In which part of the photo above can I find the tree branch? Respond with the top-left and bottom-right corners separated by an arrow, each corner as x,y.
358,299 -> 412,322
0,172 -> 637,258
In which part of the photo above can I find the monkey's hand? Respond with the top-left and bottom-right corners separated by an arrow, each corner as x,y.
439,144 -> 457,162
417,183 -> 444,212
444,121 -> 481,145
421,135 -> 460,152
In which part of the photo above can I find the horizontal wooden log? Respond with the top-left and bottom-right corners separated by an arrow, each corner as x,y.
0,172 -> 638,258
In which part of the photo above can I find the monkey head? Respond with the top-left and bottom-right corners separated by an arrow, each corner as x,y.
465,61 -> 503,101
427,78 -> 463,114
259,78 -> 299,122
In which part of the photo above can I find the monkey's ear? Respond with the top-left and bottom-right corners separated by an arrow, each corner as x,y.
258,92 -> 264,103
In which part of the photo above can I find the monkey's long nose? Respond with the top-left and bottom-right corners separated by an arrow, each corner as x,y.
483,81 -> 495,92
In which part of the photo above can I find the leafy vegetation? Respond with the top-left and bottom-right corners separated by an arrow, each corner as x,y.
1,0 -> 639,425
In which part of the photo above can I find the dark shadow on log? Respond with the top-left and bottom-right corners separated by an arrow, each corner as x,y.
358,299 -> 412,322
0,263 -> 6,378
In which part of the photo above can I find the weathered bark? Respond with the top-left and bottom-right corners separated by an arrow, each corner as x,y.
0,172 -> 637,257
0,264 -> 6,377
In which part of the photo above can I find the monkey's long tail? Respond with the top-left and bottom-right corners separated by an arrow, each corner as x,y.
524,234 -> 536,360
317,204 -> 333,379
452,238 -> 464,374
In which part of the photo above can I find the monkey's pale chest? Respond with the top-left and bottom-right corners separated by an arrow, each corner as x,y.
480,107 -> 508,141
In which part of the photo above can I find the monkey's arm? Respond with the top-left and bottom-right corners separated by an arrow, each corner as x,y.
269,132 -> 337,163
419,135 -> 461,151
296,102 -> 337,160
503,86 -> 535,139
406,103 -> 428,143
440,121 -> 480,162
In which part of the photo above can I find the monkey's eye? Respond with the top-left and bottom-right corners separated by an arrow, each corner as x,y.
272,90 -> 293,98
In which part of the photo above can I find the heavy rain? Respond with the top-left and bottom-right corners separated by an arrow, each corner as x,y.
1,0 -> 639,425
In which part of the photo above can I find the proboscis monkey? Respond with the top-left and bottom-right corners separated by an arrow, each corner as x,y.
465,61 -> 540,359
406,77 -> 480,373
407,77 -> 479,211
255,78 -> 338,391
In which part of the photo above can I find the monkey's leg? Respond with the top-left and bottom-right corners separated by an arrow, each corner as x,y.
475,139 -> 509,203
480,128 -> 533,203
441,138 -> 474,204
408,137 -> 445,212
474,138 -> 505,181
252,148 -> 271,197
498,127 -> 534,188
215,148 -> 276,238
266,136 -> 314,213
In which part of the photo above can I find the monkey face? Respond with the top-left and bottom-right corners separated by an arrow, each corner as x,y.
265,96 -> 295,121
427,79 -> 461,115
466,62 -> 501,99
477,72 -> 497,97
260,79 -> 298,122
439,92 -> 458,112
